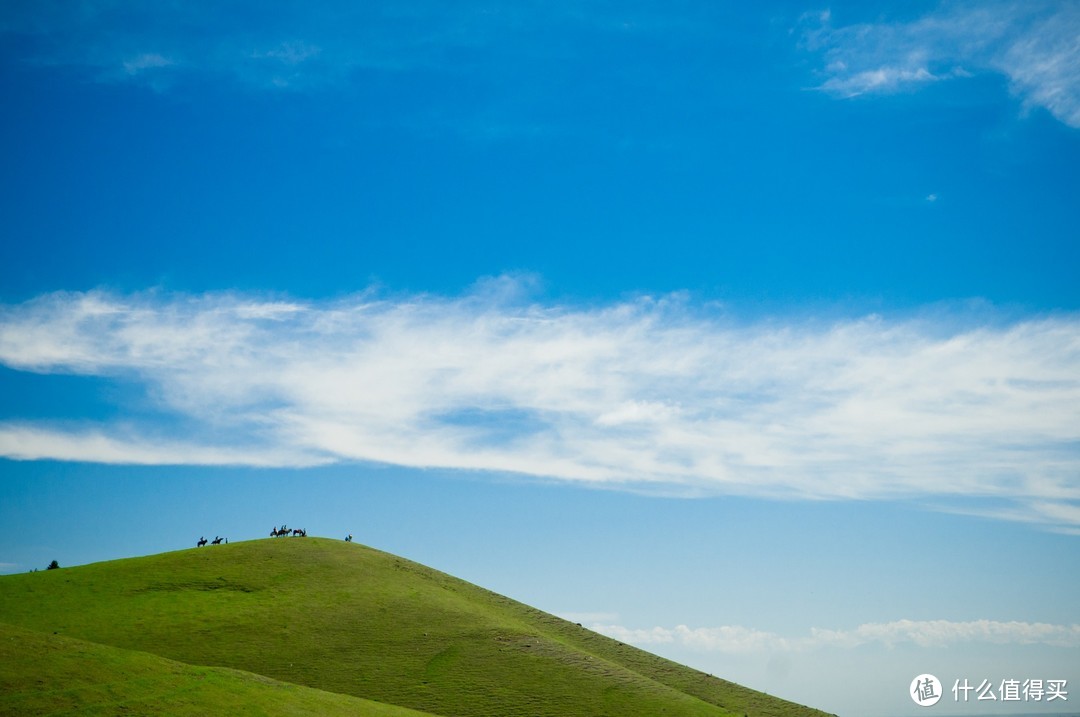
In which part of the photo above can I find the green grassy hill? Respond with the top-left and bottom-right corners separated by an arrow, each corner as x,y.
0,622 -> 439,717
0,538 -> 834,717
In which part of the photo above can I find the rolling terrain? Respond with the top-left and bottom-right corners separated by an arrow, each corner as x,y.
0,622 -> 438,717
0,538 -> 835,717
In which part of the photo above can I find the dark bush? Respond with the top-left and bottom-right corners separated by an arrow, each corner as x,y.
46,560 -> 60,570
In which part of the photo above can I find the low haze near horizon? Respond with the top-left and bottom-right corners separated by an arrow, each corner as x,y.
1,2 -> 1078,715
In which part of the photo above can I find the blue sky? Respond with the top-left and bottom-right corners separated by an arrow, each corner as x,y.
1,2 -> 1079,715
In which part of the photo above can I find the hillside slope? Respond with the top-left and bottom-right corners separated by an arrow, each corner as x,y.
0,622 -> 441,717
0,538 -> 834,717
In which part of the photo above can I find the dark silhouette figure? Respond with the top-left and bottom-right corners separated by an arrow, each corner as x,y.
197,537 -> 208,547
46,560 -> 60,570
211,536 -> 224,545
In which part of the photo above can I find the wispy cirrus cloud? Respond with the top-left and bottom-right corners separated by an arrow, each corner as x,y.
1,1 -> 428,88
592,619 -> 1080,653
122,53 -> 174,76
558,612 -> 621,625
804,2 -> 1080,128
1,281 -> 1078,529
0,425 -> 327,468
0,1 -> 659,92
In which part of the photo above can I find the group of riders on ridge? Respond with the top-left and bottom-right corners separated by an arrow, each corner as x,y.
270,525 -> 307,537
196,525 -> 307,546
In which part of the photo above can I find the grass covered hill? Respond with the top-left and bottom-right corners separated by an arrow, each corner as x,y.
0,622 -> 438,717
0,538 -> 835,717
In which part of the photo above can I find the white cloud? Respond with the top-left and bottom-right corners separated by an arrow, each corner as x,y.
558,611 -> 621,624
593,624 -> 793,652
0,2 -> 650,92
594,400 -> 680,427
255,41 -> 321,66
591,619 -> 1080,653
1,284 -> 1079,528
0,424 -> 327,468
998,17 -> 1080,128
806,1 -> 1080,128
812,618 -> 1080,649
122,53 -> 174,75
821,66 -> 940,97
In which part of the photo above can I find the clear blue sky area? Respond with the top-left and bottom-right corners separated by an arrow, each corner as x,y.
1,3 -> 1078,715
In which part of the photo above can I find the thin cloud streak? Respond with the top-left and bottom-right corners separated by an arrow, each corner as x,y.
592,619 -> 1080,653
0,425 -> 328,468
1,285 -> 1078,528
805,2 -> 1080,128
0,1 -> 679,92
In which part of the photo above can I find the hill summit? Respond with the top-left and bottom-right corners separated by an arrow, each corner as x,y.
0,538 -> 835,717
